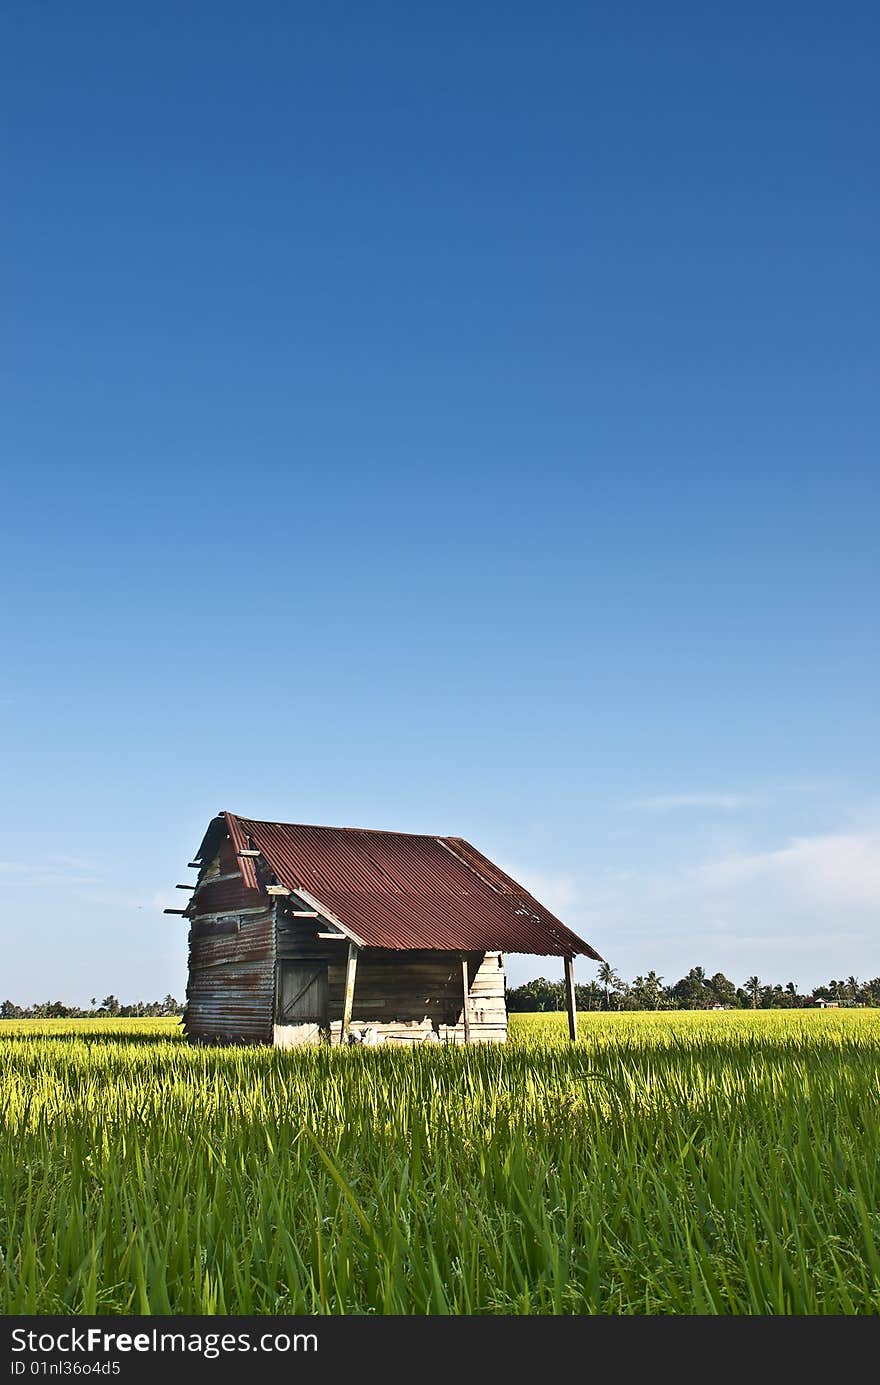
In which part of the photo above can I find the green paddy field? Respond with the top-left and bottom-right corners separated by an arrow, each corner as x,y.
2,1011 -> 878,1314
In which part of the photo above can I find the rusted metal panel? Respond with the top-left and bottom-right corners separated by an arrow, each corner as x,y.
225,812 -> 259,890
218,836 -> 242,875
440,837 -> 599,944
188,875 -> 265,918
189,937 -> 274,969
190,918 -> 239,939
184,905 -> 275,1044
185,979 -> 274,1043
218,812 -> 600,957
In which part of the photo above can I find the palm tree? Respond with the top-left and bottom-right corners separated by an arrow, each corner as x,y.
746,976 -> 761,1009
645,970 -> 664,1008
629,970 -> 665,1011
582,980 -> 602,1011
597,962 -> 621,1011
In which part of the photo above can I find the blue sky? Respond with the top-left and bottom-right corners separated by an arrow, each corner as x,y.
1,2 -> 877,1003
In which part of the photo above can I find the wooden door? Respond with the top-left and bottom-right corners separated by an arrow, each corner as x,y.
277,962 -> 329,1027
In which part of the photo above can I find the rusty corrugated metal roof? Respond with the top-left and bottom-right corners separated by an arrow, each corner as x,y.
194,812 -> 601,958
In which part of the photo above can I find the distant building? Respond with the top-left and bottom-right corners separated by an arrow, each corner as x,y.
814,999 -> 840,1008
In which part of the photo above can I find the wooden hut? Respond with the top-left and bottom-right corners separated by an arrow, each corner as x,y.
167,811 -> 602,1046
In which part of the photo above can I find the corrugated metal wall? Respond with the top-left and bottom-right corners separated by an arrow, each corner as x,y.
183,847 -> 275,1044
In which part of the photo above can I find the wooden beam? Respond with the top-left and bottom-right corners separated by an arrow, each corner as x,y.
564,954 -> 578,1043
187,862 -> 201,869
175,884 -> 193,890
163,908 -> 187,915
265,885 -> 291,897
289,909 -> 319,917
461,955 -> 472,1043
290,887 -> 368,949
340,943 -> 358,1043
237,849 -> 260,858
317,931 -> 346,941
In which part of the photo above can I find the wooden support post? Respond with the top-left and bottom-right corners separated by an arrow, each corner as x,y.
564,954 -> 578,1042
461,955 -> 472,1044
341,943 -> 358,1044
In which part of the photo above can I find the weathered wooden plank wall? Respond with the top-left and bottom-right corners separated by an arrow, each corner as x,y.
276,909 -> 507,1044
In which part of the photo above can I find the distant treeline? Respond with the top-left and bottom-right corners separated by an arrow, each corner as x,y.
1,995 -> 184,1019
507,967 -> 880,1011
5,970 -> 879,1019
